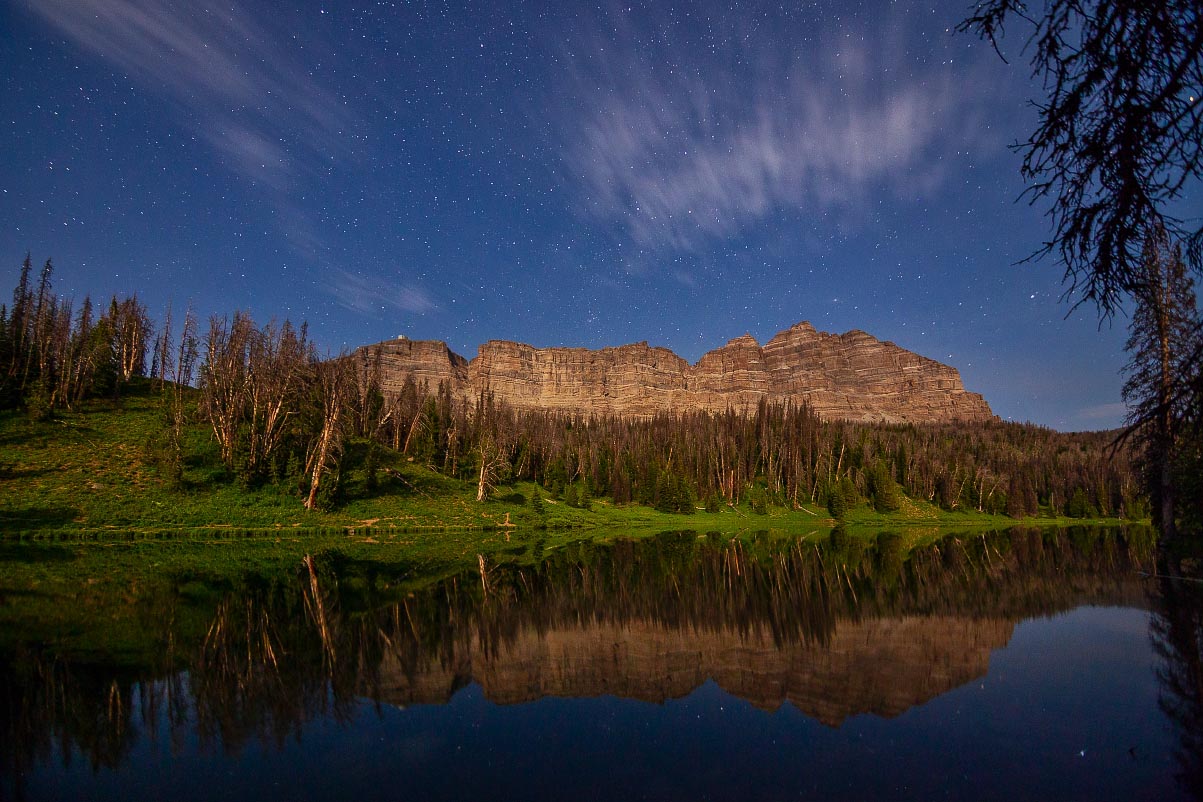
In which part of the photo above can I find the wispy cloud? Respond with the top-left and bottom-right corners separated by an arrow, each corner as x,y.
22,0 -> 351,222
557,5 -> 983,251
328,269 -> 437,318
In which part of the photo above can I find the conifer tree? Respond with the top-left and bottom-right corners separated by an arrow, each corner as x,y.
1122,227 -> 1202,538
7,253 -> 32,382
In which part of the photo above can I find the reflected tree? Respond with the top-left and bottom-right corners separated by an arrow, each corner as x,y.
1152,573 -> 1203,798
0,525 -> 1160,795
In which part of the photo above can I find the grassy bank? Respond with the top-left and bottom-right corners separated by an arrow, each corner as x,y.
0,384 -> 1135,540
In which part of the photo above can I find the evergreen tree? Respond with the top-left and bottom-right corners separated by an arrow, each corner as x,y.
748,484 -> 768,515
364,443 -> 379,494
8,253 -> 32,382
1122,227 -> 1202,538
0,304 -> 13,407
866,459 -> 902,513
827,476 -> 858,519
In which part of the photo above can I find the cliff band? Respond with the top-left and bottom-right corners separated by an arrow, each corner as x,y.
363,320 -> 994,424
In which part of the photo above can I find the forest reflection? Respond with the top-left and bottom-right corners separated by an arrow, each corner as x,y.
0,525 -> 1174,791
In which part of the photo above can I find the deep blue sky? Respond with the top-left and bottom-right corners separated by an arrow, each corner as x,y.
1,0 -> 1140,430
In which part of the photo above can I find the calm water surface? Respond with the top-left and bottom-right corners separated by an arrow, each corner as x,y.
2,526 -> 1199,801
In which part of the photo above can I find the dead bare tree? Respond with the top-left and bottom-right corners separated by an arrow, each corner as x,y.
352,346 -> 391,440
152,303 -> 173,393
199,313 -> 253,468
65,296 -> 96,408
245,320 -> 311,481
28,258 -> 54,390
476,434 -> 511,502
44,298 -> 72,411
161,308 -> 199,485
304,355 -> 354,510
105,295 -> 151,382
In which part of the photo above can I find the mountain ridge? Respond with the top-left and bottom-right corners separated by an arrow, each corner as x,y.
361,320 -> 995,424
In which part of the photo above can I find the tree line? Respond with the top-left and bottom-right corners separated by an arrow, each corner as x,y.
0,255 -> 151,415
376,377 -> 1141,520
0,256 -> 1146,519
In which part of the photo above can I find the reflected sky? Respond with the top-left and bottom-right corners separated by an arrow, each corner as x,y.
2,526 -> 1192,800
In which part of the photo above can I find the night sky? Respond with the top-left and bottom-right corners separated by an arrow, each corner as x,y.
1,0 -> 1140,431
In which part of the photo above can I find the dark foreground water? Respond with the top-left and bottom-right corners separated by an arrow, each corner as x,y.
3,526 -> 1200,801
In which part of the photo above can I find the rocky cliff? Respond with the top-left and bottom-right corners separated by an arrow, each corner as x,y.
364,321 -> 993,423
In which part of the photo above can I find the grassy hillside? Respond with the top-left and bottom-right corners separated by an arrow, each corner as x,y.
0,381 -> 1131,539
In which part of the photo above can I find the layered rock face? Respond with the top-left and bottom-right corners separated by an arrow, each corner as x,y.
363,321 -> 994,423
468,339 -> 692,417
369,337 -> 469,397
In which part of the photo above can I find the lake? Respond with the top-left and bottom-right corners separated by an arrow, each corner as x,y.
2,526 -> 1198,800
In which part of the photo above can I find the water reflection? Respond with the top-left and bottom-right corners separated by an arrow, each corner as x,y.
1154,567 -> 1203,798
0,526 -> 1171,796
370,527 -> 1151,719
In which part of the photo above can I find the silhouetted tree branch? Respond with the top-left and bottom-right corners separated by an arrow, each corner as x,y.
960,0 -> 1203,315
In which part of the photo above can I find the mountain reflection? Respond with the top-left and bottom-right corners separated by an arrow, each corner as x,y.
368,527 -> 1151,721
0,526 -> 1160,789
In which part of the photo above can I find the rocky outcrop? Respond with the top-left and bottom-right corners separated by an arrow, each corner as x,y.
755,322 -> 989,422
468,339 -> 691,417
363,321 -> 994,423
369,337 -> 469,397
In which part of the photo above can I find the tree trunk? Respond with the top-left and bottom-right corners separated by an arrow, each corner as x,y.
305,404 -> 341,510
